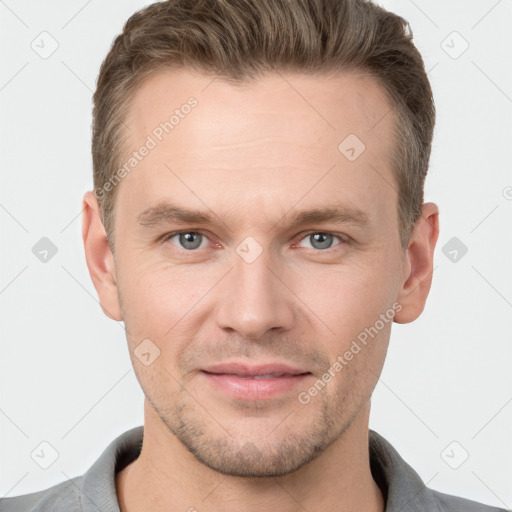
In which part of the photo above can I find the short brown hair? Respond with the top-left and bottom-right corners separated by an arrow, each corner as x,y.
92,0 -> 435,254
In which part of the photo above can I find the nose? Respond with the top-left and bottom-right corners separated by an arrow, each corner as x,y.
215,243 -> 296,340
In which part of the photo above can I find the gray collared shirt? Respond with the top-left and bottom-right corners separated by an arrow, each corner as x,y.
1,426 -> 508,511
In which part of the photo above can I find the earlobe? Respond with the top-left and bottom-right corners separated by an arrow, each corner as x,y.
394,202 -> 440,324
81,190 -> 123,321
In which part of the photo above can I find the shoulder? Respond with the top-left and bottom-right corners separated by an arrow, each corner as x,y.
368,429 -> 509,512
0,426 -> 143,512
430,488 -> 510,512
0,476 -> 82,512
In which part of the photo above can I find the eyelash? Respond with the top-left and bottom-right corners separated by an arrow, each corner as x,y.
159,230 -> 351,253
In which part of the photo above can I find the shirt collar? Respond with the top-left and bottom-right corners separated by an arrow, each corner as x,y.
79,426 -> 440,512
81,426 -> 143,512
369,429 -> 442,511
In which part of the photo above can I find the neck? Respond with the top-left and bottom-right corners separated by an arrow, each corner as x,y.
116,400 -> 385,512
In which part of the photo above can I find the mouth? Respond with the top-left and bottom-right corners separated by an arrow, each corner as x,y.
200,363 -> 312,400
220,373 -> 302,379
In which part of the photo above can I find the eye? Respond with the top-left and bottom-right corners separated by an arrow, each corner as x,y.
296,232 -> 347,251
163,231 -> 209,251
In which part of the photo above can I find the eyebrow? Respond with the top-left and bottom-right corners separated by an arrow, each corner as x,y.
136,201 -> 370,230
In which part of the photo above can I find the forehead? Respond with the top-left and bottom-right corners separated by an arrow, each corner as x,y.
125,67 -> 394,151
116,67 -> 398,231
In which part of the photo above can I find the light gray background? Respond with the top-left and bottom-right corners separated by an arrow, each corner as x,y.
1,0 -> 511,508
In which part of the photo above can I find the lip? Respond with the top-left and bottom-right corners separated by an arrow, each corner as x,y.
200,362 -> 311,400
201,362 -> 309,377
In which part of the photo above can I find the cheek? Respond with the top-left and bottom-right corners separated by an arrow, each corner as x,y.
291,253 -> 399,376
295,263 -> 388,329
118,267 -> 193,396
117,259 -> 222,360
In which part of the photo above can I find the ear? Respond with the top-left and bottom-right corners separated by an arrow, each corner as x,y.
394,202 -> 439,324
81,190 -> 123,321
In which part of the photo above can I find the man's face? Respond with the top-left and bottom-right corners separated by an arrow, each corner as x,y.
108,69 -> 407,476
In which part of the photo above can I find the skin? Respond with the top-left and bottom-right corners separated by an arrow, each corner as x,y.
82,68 -> 439,512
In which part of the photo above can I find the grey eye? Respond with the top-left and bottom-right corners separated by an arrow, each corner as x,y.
299,232 -> 341,250
172,232 -> 205,250
310,233 -> 333,250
